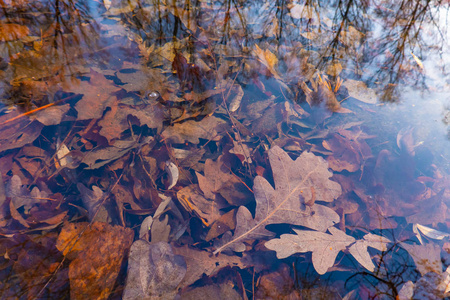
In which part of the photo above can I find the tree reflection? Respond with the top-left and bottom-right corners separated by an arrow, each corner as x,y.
0,0 -> 103,108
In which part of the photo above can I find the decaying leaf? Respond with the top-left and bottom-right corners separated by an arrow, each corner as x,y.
172,245 -> 244,288
6,175 -> 47,212
161,116 -> 228,144
348,233 -> 391,272
81,138 -> 149,169
77,183 -> 110,222
177,184 -> 225,226
214,146 -> 341,254
56,222 -> 134,300
98,102 -> 164,142
253,44 -> 281,79
343,79 -> 377,104
196,155 -> 251,206
0,115 -> 43,153
400,242 -> 442,276
165,161 -> 179,190
69,70 -> 121,121
265,227 -> 355,275
123,240 -> 187,300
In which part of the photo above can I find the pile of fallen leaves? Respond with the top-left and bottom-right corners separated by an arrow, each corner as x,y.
0,0 -> 449,299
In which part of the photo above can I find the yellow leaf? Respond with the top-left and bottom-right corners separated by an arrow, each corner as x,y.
253,44 -> 281,79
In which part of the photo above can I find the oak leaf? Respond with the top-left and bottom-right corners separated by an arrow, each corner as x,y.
265,227 -> 355,275
265,228 -> 391,274
214,146 -> 341,254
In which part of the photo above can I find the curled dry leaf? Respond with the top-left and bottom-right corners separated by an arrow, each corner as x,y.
214,146 -> 341,254
165,161 -> 179,190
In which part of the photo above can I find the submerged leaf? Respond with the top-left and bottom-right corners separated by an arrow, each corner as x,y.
214,146 -> 341,254
265,227 -> 355,275
123,241 -> 186,300
348,233 -> 391,272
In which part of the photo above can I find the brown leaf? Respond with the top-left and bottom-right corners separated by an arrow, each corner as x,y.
0,114 -> 43,153
177,184 -> 226,226
214,146 -> 341,254
123,240 -> 186,299
252,44 -> 281,79
196,155 -> 242,201
323,133 -> 362,172
180,282 -> 242,299
343,79 -> 377,104
81,138 -> 146,169
77,183 -> 109,222
255,264 -> 299,299
161,116 -> 227,144
206,209 -> 236,241
34,104 -> 71,126
266,227 -> 355,275
98,102 -> 164,142
172,245 -> 244,288
400,242 -> 442,276
6,175 -> 47,212
0,23 -> 29,41
68,70 -> 121,120
56,222 -> 134,300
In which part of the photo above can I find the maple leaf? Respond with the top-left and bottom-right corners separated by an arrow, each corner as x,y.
213,146 -> 341,254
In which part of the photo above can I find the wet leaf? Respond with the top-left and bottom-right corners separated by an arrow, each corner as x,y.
253,44 -> 281,79
177,184 -> 225,226
123,240 -> 186,300
214,146 -> 341,254
172,245 -> 244,288
81,138 -> 147,169
343,79 -> 377,104
323,133 -> 364,172
0,23 -> 29,41
69,70 -> 121,120
161,116 -> 227,144
255,264 -> 299,299
0,115 -> 43,153
77,184 -> 109,222
33,104 -> 70,126
180,282 -> 242,299
400,242 -> 442,276
6,175 -> 47,212
348,233 -> 391,272
98,102 -> 164,142
165,161 -> 179,190
56,222 -> 134,300
265,227 -> 355,275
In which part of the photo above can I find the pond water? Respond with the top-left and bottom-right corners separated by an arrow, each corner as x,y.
0,0 -> 449,299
